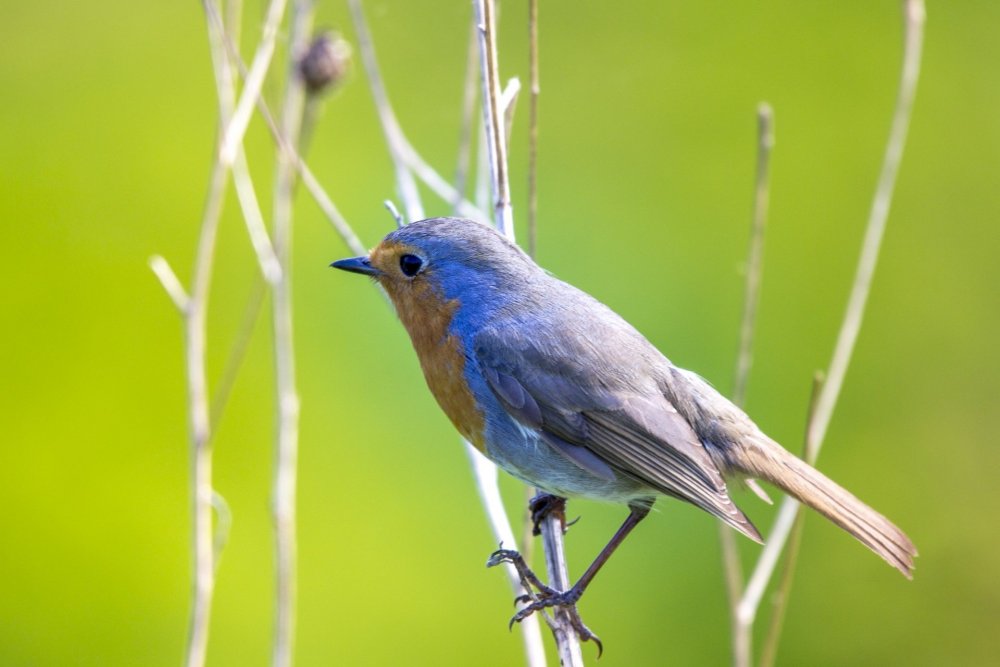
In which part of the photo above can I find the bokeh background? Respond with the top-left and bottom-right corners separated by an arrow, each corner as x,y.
2,1 -> 998,665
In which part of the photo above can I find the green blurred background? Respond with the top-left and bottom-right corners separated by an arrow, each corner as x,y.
2,1 -> 998,665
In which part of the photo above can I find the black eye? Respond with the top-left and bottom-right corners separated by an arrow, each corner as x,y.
399,254 -> 423,277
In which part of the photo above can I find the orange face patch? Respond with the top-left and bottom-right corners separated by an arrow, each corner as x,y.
368,240 -> 414,278
371,240 -> 487,452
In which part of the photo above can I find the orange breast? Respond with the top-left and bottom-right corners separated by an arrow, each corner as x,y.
385,278 -> 487,452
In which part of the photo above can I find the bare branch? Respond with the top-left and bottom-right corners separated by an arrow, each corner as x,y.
232,149 -> 283,284
732,103 -> 775,407
348,0 -> 424,223
204,0 -> 368,256
474,0 -> 577,662
454,22 -> 480,213
176,4 -> 246,663
501,77 -> 521,149
219,0 -> 290,165
297,162 -> 368,256
348,1 -> 489,223
737,0 -> 925,632
757,373 -> 824,667
149,255 -> 190,313
473,0 -> 514,234
384,199 -> 404,228
527,0 -> 540,257
210,276 -> 267,429
211,490 -> 233,574
720,102 -> 774,667
804,0 -> 925,482
464,445 -> 548,666
270,3 -> 314,665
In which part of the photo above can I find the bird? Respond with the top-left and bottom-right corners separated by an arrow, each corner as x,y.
332,216 -> 916,648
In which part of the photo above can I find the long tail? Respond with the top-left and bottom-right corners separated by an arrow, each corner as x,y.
730,438 -> 917,578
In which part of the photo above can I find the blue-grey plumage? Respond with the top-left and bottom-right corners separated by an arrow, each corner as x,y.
333,217 -> 916,579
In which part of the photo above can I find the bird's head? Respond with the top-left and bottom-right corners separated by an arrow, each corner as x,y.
331,217 -> 538,311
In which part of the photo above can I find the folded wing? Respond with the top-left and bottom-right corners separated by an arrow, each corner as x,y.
475,323 -> 761,542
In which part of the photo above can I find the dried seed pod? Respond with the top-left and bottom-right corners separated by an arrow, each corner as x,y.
299,31 -> 351,94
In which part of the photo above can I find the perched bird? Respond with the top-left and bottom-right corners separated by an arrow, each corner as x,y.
332,217 -> 915,646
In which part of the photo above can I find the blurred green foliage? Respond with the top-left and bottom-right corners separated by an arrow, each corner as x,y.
2,1 -> 998,665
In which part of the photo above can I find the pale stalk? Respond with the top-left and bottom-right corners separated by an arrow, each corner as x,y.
527,0 -> 539,257
269,2 -> 313,665
158,5 -> 247,663
218,0 -> 289,165
720,102 -> 774,667
204,0 -> 367,256
348,0 -> 489,222
736,0 -> 926,634
454,22 -> 480,209
474,0 -> 581,663
757,374 -> 824,667
348,0 -> 424,222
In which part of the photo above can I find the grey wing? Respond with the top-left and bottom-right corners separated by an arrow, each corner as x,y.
474,322 -> 761,542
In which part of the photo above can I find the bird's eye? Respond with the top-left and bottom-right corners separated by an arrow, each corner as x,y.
399,253 -> 423,277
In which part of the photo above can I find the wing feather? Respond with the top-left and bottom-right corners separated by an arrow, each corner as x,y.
475,324 -> 761,541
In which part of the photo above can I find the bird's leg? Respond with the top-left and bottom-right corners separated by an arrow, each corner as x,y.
487,547 -> 558,601
529,492 -> 567,536
487,494 -> 568,600
489,503 -> 651,655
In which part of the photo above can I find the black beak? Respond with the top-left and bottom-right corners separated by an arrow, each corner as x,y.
330,256 -> 380,277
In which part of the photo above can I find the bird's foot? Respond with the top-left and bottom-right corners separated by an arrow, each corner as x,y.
511,587 -> 603,655
528,493 -> 567,536
487,548 -> 603,656
487,548 -> 556,598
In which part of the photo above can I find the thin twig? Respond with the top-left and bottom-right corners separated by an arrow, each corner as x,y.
347,1 -> 488,223
384,199 -> 404,228
269,2 -> 313,666
464,445 -> 549,667
527,0 -> 539,257
169,6 -> 244,664
733,104 -> 775,408
538,504 -> 582,665
720,102 -> 774,667
454,22 -> 480,211
757,373 -> 824,667
209,274 -> 267,429
297,161 -> 367,256
474,0 -> 578,663
204,0 -> 368,257
402,139 -> 490,222
149,255 -> 190,313
474,0 -> 514,233
501,78 -> 521,149
348,0 -> 424,223
232,149 -> 283,284
737,0 -> 925,631
219,0 -> 290,165
211,490 -> 233,574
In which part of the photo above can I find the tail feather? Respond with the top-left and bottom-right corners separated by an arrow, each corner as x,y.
732,438 -> 917,578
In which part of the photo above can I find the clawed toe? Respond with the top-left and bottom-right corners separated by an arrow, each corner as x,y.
508,592 -> 602,655
487,546 -> 603,653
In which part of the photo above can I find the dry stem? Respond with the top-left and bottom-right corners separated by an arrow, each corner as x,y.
473,0 -> 578,663
473,0 -> 514,233
527,0 -> 539,257
735,0 -> 926,643
348,0 -> 424,222
269,2 -> 313,666
454,22 -> 480,210
349,0 -> 488,223
757,373 -> 824,667
721,102 -> 774,667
